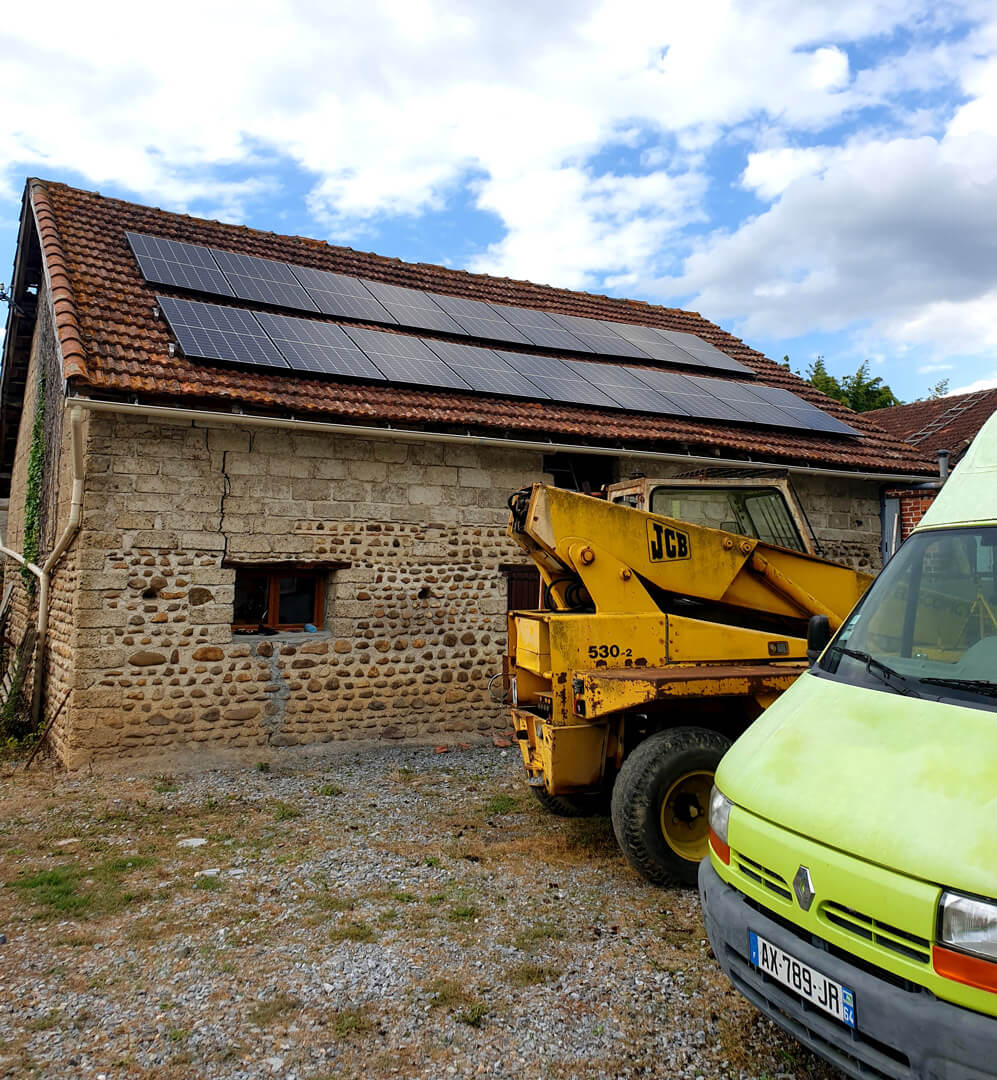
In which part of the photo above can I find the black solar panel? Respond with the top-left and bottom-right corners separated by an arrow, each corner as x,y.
423,340 -> 549,398
362,281 -> 464,335
127,232 -> 234,296
713,379 -> 803,427
497,351 -> 616,408
548,313 -> 651,359
432,294 -> 533,346
156,297 -> 288,368
656,328 -> 753,374
567,360 -> 677,412
603,322 -> 713,367
289,266 -> 397,323
255,313 -> 384,380
210,249 -> 318,311
489,305 -> 594,353
344,328 -> 471,390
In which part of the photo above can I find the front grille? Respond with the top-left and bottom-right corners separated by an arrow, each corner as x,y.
820,902 -> 931,965
735,851 -> 793,902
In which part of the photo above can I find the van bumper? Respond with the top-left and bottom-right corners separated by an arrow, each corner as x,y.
699,859 -> 997,1080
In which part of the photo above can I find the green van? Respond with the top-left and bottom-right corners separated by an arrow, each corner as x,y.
700,412 -> 997,1079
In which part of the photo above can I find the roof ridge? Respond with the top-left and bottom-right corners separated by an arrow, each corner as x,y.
28,179 -> 89,381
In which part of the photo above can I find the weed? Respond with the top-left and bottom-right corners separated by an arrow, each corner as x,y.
8,868 -> 87,917
484,794 -> 517,815
332,1007 -> 371,1039
424,856 -> 442,868
378,908 -> 398,926
328,920 -> 376,944
506,961 -> 556,987
426,978 -> 470,1008
315,783 -> 343,797
255,761 -> 271,772
272,801 -> 302,821
154,775 -> 179,794
391,890 -> 417,904
247,993 -> 300,1027
25,1011 -> 60,1032
194,875 -> 225,892
167,1028 -> 191,1044
513,921 -> 565,951
456,1002 -> 487,1027
448,903 -> 479,922
313,890 -> 355,913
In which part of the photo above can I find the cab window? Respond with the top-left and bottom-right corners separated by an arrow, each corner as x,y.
649,486 -> 804,551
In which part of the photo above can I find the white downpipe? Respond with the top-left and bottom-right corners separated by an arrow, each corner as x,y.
70,396 -> 936,484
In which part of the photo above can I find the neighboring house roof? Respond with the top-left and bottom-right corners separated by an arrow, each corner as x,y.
1,178 -> 934,486
867,388 -> 997,464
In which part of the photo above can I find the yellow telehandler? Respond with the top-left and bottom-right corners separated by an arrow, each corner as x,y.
505,474 -> 873,886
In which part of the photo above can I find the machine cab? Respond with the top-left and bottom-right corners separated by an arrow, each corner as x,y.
605,473 -> 817,556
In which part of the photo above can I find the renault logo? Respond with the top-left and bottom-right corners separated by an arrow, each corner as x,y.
793,866 -> 815,911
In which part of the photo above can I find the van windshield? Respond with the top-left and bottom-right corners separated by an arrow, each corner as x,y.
820,526 -> 997,708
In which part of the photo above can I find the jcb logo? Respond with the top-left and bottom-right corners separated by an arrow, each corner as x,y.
648,521 -> 690,562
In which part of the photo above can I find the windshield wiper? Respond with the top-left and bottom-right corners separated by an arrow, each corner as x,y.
919,677 -> 997,698
828,646 -> 922,697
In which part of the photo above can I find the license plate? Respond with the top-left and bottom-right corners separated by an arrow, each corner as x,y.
749,930 -> 856,1029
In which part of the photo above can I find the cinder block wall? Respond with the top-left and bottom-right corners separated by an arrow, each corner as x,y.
64,413 -> 547,764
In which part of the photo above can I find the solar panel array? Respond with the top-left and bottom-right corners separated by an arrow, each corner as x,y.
156,295 -> 861,436
128,230 -> 751,376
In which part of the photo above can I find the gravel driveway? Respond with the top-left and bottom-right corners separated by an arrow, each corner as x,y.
0,743 -> 838,1080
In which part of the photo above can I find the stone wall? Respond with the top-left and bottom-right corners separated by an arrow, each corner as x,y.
64,414 -> 549,764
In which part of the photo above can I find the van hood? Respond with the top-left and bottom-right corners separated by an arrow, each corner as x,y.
717,671 -> 997,899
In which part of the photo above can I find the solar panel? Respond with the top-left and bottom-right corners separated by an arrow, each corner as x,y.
127,232 -> 234,296
255,313 -> 384,380
568,360 -> 680,413
497,351 -> 616,408
656,328 -> 753,374
344,328 -> 471,390
210,249 -> 318,312
431,294 -> 533,346
362,281 -> 464,335
156,296 -> 288,368
712,379 -> 803,427
548,313 -> 652,359
778,405 -> 861,436
602,321 -> 713,367
289,266 -> 397,323
489,304 -> 594,353
423,340 -> 549,398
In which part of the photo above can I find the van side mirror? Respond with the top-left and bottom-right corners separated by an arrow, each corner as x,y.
806,615 -> 831,664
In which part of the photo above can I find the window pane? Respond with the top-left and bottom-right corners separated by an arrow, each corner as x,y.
234,573 -> 268,625
648,486 -> 803,551
278,575 -> 316,625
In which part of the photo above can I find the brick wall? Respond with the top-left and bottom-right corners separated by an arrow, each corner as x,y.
886,488 -> 937,542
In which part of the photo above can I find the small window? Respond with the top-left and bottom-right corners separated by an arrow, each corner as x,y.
233,567 -> 327,632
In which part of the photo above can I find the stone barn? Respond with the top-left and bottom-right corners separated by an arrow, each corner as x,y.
0,179 -> 932,767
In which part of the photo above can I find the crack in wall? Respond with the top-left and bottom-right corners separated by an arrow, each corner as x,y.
218,448 -> 231,564
258,645 -> 291,744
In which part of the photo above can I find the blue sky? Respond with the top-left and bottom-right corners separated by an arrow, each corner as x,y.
2,0 -> 997,401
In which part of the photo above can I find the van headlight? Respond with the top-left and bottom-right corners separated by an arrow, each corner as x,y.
939,891 -> 997,961
708,786 -> 733,865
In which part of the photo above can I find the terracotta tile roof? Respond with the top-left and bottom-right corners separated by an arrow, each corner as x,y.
16,178 -> 933,476
866,389 -> 997,463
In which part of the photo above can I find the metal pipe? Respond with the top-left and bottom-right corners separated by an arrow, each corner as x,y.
69,396 -> 936,484
937,449 -> 950,481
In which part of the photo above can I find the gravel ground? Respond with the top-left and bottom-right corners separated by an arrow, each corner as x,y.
0,743 -> 840,1080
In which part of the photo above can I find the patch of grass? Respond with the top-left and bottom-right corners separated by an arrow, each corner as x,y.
104,856 -> 156,874
426,978 -> 471,1008
247,993 -> 300,1027
328,920 -> 376,944
513,920 -> 566,951
377,908 -> 398,926
506,961 -> 557,987
391,890 -> 416,904
154,775 -> 179,794
315,783 -> 343,797
448,903 -> 479,922
8,868 -> 87,917
484,794 -> 517,815
271,801 -> 302,821
166,1027 -> 191,1044
313,890 -> 355,913
194,875 -> 225,892
255,761 -> 271,773
25,1011 -> 60,1032
332,1007 -> 371,1039
456,1002 -> 487,1027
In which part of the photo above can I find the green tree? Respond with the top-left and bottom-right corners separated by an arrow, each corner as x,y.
803,356 -> 846,403
795,356 -> 900,412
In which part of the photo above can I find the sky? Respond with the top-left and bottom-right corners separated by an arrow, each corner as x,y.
2,0 -> 997,402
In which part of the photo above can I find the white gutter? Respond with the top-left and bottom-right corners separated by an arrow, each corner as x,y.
0,406 -> 85,726
70,396 -> 935,484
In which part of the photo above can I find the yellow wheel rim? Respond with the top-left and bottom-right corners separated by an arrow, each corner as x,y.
659,770 -> 714,862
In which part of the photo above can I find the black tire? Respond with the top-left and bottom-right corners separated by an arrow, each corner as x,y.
611,726 -> 731,887
531,786 -> 607,818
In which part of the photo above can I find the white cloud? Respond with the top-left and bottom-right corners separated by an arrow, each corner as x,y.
951,374 -> 997,393
742,147 -> 831,200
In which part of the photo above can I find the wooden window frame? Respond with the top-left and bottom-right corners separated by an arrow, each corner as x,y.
230,561 -> 349,633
